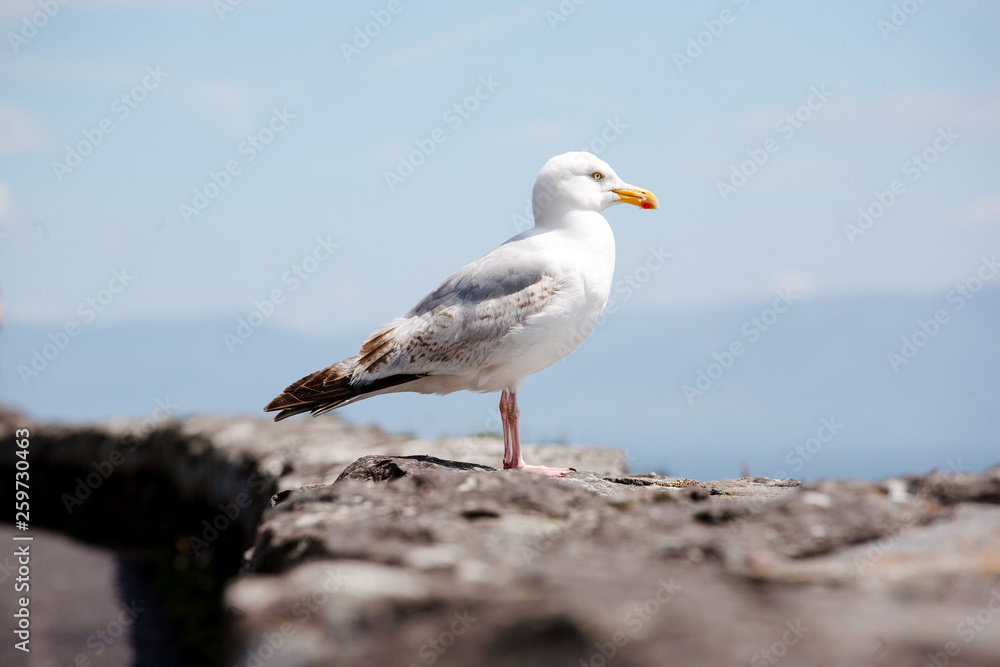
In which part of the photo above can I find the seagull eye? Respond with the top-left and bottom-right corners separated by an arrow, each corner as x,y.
591,172 -> 603,181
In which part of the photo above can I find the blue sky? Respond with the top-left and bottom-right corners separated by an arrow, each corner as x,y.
1,0 -> 997,330
0,1 -> 998,461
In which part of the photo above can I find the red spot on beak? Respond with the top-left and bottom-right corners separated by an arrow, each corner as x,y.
640,201 -> 654,209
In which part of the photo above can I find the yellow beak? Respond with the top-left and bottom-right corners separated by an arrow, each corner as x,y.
611,185 -> 659,210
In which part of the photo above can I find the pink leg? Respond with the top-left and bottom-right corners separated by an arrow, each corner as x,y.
500,390 -> 513,468
503,390 -> 525,469
501,390 -> 574,477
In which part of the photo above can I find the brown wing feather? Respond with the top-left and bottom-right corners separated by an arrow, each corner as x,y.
264,356 -> 422,421
355,326 -> 398,374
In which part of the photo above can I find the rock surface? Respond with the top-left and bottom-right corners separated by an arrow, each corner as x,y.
2,409 -> 999,666
230,454 -> 1000,667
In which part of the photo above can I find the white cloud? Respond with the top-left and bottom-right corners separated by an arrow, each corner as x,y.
171,78 -> 264,138
75,0 -> 206,9
0,182 -> 12,220
492,119 -> 586,149
0,57 -> 155,87
0,99 -> 50,156
772,270 -> 815,299
955,193 -> 1000,226
0,0 -> 50,22
822,90 -> 1000,136
729,89 -> 1000,138
0,0 -> 207,22
370,4 -> 541,73
0,56 -> 263,139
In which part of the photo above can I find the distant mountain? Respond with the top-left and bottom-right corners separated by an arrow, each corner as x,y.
3,290 -> 998,481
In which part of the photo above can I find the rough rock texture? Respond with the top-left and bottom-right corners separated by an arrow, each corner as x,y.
6,413 -> 625,545
3,409 -> 999,667
0,411 -> 626,664
231,455 -> 1000,667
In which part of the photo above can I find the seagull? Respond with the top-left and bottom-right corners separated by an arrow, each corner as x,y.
265,152 -> 658,476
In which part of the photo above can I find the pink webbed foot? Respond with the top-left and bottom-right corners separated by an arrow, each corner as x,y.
499,390 -> 575,477
511,464 -> 576,478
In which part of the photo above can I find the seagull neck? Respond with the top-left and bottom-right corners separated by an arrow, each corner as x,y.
533,209 -> 609,232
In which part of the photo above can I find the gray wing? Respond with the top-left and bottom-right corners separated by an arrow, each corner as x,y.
352,242 -> 561,382
409,257 -> 547,316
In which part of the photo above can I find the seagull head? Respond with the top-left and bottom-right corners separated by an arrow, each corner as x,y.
531,151 -> 659,223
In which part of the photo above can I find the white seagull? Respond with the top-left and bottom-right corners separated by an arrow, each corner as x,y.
265,151 -> 658,476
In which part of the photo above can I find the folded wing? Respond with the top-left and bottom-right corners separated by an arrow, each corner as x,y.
264,244 -> 561,421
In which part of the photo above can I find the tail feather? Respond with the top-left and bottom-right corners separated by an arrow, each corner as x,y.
264,358 -> 422,421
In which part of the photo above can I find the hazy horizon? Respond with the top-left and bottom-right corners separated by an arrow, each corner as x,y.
1,1 -> 997,480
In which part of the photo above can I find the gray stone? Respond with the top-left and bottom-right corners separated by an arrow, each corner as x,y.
232,453 -> 1000,667
3,410 -> 999,667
